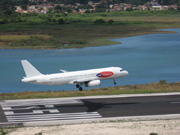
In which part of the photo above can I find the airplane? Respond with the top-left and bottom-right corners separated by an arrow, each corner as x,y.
21,60 -> 128,91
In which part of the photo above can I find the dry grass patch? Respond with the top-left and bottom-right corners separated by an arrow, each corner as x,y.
0,35 -> 51,42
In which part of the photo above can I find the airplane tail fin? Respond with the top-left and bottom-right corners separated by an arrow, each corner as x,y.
21,60 -> 43,78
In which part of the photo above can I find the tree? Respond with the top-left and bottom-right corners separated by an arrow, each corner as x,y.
125,0 -> 147,5
96,3 -> 108,9
58,18 -> 65,24
126,8 -> 133,11
54,5 -> 62,13
0,18 -> 8,24
0,0 -> 16,15
21,0 -> 29,10
108,19 -> 114,24
94,19 -> 106,24
85,10 -> 90,13
78,5 -> 93,10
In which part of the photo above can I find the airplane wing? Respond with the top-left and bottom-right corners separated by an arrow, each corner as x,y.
69,77 -> 97,84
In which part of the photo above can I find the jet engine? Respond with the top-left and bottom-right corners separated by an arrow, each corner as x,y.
85,80 -> 101,87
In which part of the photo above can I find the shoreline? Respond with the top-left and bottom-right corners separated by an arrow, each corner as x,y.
0,27 -> 179,50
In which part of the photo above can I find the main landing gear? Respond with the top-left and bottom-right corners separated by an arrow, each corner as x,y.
76,84 -> 83,91
113,79 -> 117,85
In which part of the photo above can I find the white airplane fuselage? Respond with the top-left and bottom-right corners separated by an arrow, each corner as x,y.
22,67 -> 128,85
21,60 -> 128,91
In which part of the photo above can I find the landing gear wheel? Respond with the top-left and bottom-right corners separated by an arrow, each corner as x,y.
76,84 -> 80,88
79,87 -> 83,91
113,79 -> 117,85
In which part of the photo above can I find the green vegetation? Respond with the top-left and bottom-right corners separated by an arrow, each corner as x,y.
159,80 -> 167,85
150,133 -> 159,135
0,82 -> 180,100
0,127 -> 20,135
0,128 -> 7,135
0,10 -> 180,49
35,132 -> 43,135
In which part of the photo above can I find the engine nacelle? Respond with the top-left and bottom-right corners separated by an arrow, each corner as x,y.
85,80 -> 101,87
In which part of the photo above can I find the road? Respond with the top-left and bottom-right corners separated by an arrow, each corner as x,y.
0,93 -> 180,126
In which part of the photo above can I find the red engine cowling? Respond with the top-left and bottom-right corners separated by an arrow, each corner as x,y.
85,80 -> 101,87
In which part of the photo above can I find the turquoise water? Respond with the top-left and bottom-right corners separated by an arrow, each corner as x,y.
0,28 -> 180,93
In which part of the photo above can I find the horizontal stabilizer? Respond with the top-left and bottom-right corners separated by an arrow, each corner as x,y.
21,60 -> 42,78
60,69 -> 68,73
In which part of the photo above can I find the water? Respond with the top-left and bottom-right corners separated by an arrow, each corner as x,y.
0,28 -> 180,93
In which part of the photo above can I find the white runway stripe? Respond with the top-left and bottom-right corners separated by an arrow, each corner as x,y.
7,112 -> 98,117
3,105 -> 55,111
5,111 -> 44,116
7,113 -> 100,120
4,109 -> 59,116
2,107 -> 11,110
4,111 -> 14,115
1,99 -> 83,107
6,112 -> 102,122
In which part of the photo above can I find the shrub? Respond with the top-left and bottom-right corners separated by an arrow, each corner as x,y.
0,19 -> 8,24
35,132 -> 42,135
69,40 -> 87,44
0,128 -> 7,135
58,18 -> 65,24
94,19 -> 106,24
149,133 -> 158,135
108,19 -> 114,24
159,80 -> 166,85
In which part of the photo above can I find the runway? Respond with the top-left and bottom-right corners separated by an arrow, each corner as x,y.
0,93 -> 180,126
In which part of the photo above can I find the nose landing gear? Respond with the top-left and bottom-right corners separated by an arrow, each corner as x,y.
113,79 -> 117,85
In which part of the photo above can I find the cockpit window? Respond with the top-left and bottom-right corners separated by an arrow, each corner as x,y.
120,69 -> 124,72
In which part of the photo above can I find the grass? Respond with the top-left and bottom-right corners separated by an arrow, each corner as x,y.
0,35 -> 51,41
0,82 -> 180,100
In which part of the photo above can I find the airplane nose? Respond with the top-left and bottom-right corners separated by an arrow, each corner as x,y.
125,70 -> 128,75
125,71 -> 129,75
123,70 -> 129,76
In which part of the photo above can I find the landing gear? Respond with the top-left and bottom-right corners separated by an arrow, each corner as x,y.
76,84 -> 80,88
76,84 -> 83,91
79,87 -> 83,91
113,79 -> 117,85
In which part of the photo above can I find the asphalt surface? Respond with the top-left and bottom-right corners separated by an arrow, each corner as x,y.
0,93 -> 180,126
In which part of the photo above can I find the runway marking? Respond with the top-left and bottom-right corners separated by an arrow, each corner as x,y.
5,111 -> 44,116
6,112 -> 102,123
2,107 -> 11,110
2,106 -> 54,111
1,101 -> 102,123
1,99 -> 83,107
4,111 -> 14,115
2,104 -> 59,116
3,105 -> 55,111
33,109 -> 59,113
